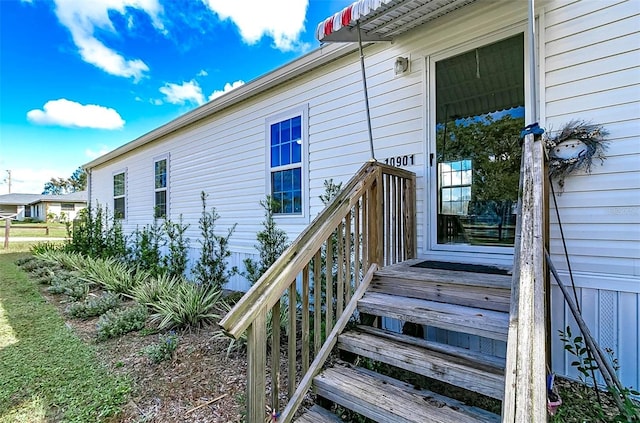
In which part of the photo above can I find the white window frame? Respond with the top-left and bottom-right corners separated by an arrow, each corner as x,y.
153,154 -> 170,219
113,169 -> 127,220
265,104 -> 309,223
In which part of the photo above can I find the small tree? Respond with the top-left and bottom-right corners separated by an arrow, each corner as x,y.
163,216 -> 190,278
193,191 -> 237,290
243,196 -> 289,284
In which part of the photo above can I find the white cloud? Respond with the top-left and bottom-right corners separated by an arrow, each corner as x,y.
159,80 -> 205,105
209,80 -> 245,101
201,0 -> 310,51
197,69 -> 209,77
85,145 -> 111,159
53,0 -> 165,80
27,99 -> 125,129
151,98 -> 163,106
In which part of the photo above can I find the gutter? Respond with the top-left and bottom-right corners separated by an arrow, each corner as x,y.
83,42 -> 359,170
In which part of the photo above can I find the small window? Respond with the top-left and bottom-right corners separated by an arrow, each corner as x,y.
113,172 -> 126,219
267,111 -> 306,216
154,157 -> 168,218
61,203 -> 75,211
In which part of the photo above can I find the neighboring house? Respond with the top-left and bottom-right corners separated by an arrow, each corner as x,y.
0,191 -> 87,222
0,194 -> 42,220
85,0 -> 639,397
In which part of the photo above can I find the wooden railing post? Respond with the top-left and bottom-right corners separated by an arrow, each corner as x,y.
503,133 -> 546,422
367,167 -> 383,266
247,311 -> 267,423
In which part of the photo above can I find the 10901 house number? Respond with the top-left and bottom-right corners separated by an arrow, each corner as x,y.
384,154 -> 415,167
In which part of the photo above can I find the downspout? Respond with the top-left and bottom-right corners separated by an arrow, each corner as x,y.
356,21 -> 376,161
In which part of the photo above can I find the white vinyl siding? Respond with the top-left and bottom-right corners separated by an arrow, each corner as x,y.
543,0 -> 640,391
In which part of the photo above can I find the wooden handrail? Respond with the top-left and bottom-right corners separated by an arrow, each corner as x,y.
220,161 -> 414,338
502,132 -> 547,421
220,160 -> 416,422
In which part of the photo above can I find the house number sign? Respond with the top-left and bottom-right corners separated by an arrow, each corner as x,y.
383,154 -> 416,167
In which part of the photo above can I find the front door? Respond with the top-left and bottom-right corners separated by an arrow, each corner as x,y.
430,33 -> 525,254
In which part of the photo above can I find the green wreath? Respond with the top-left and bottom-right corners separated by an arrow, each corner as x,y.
545,120 -> 609,189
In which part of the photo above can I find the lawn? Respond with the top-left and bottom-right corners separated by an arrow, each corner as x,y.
0,250 -> 130,422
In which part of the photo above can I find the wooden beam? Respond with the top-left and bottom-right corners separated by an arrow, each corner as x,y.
247,311 -> 266,423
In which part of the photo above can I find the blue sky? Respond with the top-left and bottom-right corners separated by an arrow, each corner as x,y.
0,0 -> 351,194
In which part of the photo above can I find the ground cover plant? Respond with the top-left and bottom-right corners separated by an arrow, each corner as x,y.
0,252 -> 130,422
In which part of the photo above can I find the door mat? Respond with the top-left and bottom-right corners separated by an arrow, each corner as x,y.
411,260 -> 510,275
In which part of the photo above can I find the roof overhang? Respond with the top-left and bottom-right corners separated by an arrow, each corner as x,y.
316,0 -> 479,43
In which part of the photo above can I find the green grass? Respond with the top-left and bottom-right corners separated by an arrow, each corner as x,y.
0,251 -> 131,422
4,222 -> 68,238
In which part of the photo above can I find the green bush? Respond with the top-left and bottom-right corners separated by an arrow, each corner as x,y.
29,266 -> 57,285
36,250 -> 86,271
66,205 -> 127,260
14,256 -> 37,267
128,221 -> 164,276
30,241 -> 62,255
66,292 -> 121,318
96,304 -> 148,341
80,257 -> 146,296
141,332 -> 179,363
47,272 -> 90,300
149,282 -> 222,330
193,191 -> 237,290
131,272 -> 181,306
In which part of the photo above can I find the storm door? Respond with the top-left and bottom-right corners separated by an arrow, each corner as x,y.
433,33 -> 525,249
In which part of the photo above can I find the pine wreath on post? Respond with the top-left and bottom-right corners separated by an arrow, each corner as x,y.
545,120 -> 609,190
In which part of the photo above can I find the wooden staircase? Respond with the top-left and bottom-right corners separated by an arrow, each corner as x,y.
296,259 -> 511,422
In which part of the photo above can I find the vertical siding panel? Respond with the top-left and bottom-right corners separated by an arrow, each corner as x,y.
617,292 -> 639,389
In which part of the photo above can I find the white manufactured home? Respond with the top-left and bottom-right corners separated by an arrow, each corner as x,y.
85,0 -> 638,420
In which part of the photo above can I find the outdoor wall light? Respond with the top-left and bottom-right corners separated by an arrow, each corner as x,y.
394,56 -> 409,75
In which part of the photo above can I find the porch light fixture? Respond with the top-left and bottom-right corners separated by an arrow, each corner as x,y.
394,56 -> 409,75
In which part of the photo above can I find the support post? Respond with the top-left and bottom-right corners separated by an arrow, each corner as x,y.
247,311 -> 266,423
4,218 -> 9,249
357,22 -> 376,160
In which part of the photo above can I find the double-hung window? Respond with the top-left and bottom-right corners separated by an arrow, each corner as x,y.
113,171 -> 126,219
154,157 -> 168,218
267,106 -> 307,217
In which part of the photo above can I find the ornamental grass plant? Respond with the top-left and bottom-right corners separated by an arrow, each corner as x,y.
148,282 -> 222,330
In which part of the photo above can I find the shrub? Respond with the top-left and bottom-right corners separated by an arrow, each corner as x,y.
66,205 -> 127,260
162,217 -> 190,278
47,272 -> 90,300
96,304 -> 148,341
149,282 -> 222,330
14,256 -> 37,267
193,191 -> 237,290
30,266 -> 57,285
141,332 -> 179,364
30,242 -> 62,255
66,292 -> 121,319
131,273 -> 181,306
128,221 -> 165,277
242,196 -> 289,285
80,257 -> 145,296
35,250 -> 85,271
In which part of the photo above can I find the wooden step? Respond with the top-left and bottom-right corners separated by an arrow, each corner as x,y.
313,362 -> 500,423
296,405 -> 342,423
372,262 -> 511,312
358,292 -> 509,341
338,326 -> 505,399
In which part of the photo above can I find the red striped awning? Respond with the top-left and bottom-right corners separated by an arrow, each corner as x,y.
316,0 -> 478,43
